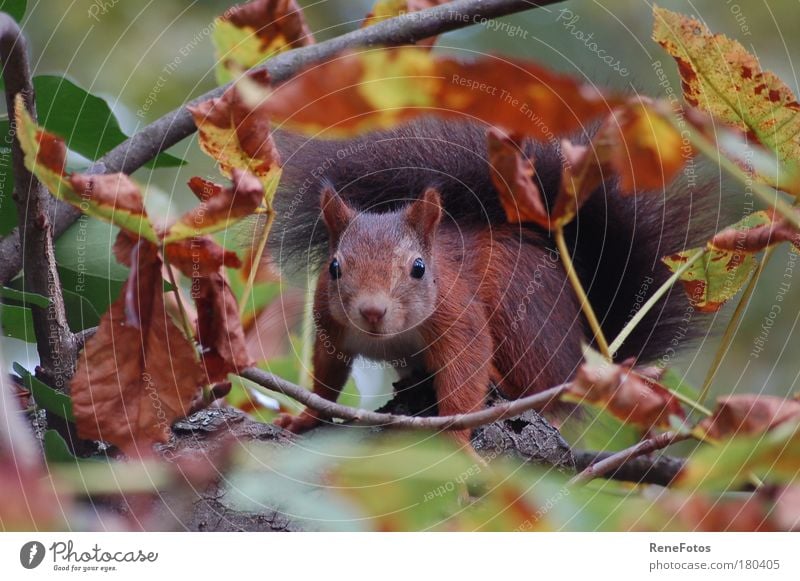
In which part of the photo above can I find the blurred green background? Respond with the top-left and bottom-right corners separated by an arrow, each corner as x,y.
6,0 -> 800,406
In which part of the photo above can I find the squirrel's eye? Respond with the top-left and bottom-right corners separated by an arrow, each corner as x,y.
411,257 -> 425,279
329,258 -> 342,280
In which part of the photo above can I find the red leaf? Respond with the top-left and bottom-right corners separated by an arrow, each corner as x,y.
165,237 -> 242,277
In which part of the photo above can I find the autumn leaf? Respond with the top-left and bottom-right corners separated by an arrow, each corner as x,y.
697,395 -> 800,440
194,271 -> 254,383
255,47 -> 622,139
771,485 -> 800,531
164,169 -> 265,242
566,348 -> 685,429
15,95 -> 158,242
487,128 -> 550,227
188,71 -> 282,201
711,209 -> 800,253
213,0 -> 314,84
362,1 -> 450,47
71,240 -> 204,454
607,101 -> 686,194
662,244 -> 757,313
165,237 -> 242,276
653,7 -> 800,167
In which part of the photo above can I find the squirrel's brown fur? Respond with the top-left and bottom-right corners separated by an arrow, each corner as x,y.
270,118 -> 722,444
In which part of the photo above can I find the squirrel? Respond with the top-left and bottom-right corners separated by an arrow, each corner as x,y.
269,117 -> 720,445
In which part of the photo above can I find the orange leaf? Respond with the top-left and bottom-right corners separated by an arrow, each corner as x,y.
698,395 -> 800,440
486,128 -> 549,227
258,47 -> 622,139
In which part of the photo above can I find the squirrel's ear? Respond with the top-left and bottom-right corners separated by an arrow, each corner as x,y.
320,184 -> 353,246
405,187 -> 442,248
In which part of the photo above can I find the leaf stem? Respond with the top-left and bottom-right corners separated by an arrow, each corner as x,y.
609,247 -> 707,357
164,260 -> 195,341
239,206 -> 275,316
698,246 -> 776,404
554,226 -> 611,359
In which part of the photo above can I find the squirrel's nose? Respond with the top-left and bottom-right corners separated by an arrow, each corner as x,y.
359,304 -> 387,325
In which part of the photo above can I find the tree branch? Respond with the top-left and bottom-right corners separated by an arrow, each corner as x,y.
240,367 -> 568,430
0,14 -> 77,386
569,431 -> 689,486
0,0 -> 558,284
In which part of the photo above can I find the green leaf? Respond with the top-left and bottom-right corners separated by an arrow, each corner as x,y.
678,421 -> 800,490
14,362 -> 75,422
0,0 -> 26,21
43,430 -> 76,463
61,287 -> 103,332
32,75 -> 182,168
0,303 -> 34,342
0,286 -> 50,308
663,245 -> 758,312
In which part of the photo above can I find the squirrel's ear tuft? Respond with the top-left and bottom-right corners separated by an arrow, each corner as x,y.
320,184 -> 353,246
405,187 -> 442,249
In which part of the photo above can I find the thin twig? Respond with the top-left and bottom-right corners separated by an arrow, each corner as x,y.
555,226 -> 611,358
0,0 -> 555,285
569,430 -> 689,486
698,246 -> 775,405
1,14 -> 76,386
609,247 -> 707,356
240,367 -> 568,430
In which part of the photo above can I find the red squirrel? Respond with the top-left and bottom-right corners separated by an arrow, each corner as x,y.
271,118 -> 719,445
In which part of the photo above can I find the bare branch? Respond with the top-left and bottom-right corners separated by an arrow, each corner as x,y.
0,14 -> 77,385
240,366 -> 568,430
569,431 -> 689,486
0,0 -> 558,284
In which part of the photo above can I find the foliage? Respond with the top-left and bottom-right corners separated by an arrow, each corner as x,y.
2,0 -> 800,533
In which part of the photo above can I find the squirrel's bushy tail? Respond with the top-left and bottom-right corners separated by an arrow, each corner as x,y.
271,117 -> 723,363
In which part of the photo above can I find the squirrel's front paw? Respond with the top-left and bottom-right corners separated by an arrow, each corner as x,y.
274,411 -> 322,434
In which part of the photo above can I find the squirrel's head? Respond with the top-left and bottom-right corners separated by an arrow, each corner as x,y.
319,185 -> 442,338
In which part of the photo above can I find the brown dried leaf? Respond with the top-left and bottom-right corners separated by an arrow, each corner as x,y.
698,395 -> 800,440
213,0 -> 314,84
711,209 -> 800,253
165,237 -> 242,277
165,169 -> 264,242
568,356 -> 685,429
188,71 -> 281,203
195,271 -> 254,383
71,241 -> 204,455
